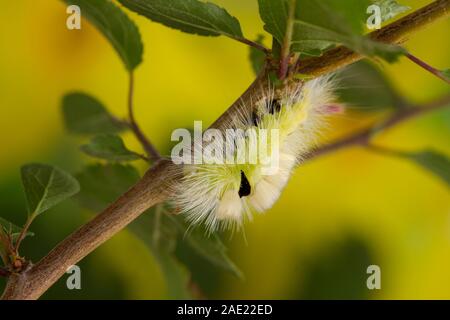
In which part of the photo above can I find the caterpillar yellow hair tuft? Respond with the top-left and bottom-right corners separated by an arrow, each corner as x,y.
172,76 -> 340,232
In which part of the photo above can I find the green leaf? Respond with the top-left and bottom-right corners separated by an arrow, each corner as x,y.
153,251 -> 192,299
132,211 -> 243,286
63,0 -> 143,71
249,34 -> 267,75
404,150 -> 450,187
371,147 -> 450,187
75,163 -> 140,211
258,0 -> 404,61
440,69 -> 450,82
0,217 -> 34,262
81,134 -> 142,161
373,0 -> 410,23
130,209 -> 192,299
0,218 -> 23,238
0,217 -> 34,244
21,164 -> 80,217
62,93 -> 127,134
168,216 -> 243,278
336,61 -> 406,110
257,0 -> 289,46
118,0 -> 243,39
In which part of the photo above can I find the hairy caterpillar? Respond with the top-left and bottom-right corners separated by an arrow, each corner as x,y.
172,76 -> 339,232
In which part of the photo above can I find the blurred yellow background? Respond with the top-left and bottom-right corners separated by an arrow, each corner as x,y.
0,0 -> 449,299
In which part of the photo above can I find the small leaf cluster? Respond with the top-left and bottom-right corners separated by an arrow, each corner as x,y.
0,164 -> 79,273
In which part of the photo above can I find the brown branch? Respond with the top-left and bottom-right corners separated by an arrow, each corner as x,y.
2,0 -> 449,300
1,160 -> 176,300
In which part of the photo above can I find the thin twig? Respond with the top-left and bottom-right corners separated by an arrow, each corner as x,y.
365,143 -> 407,157
303,95 -> 450,161
405,53 -> 450,84
127,72 -> 161,161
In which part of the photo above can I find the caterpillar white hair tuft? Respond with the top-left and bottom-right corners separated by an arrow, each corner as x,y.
172,76 -> 341,232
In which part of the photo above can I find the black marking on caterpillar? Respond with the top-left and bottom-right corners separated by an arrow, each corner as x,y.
238,170 -> 251,198
252,111 -> 260,126
268,99 -> 282,114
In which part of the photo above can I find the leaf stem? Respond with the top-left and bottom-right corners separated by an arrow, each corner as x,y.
13,214 -> 35,255
234,37 -> 270,54
136,153 -> 151,162
405,53 -> 450,85
279,0 -> 297,80
127,72 -> 161,161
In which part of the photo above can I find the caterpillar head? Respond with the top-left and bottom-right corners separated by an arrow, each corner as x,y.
172,77 -> 339,232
